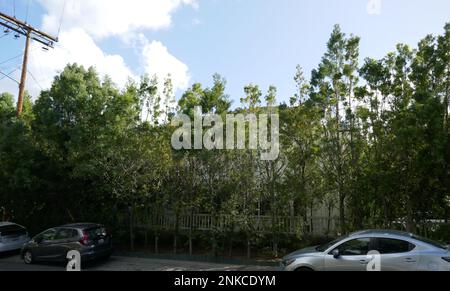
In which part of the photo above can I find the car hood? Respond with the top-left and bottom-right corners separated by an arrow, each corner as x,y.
283,246 -> 320,260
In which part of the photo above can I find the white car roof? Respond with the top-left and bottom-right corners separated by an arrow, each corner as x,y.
350,229 -> 414,238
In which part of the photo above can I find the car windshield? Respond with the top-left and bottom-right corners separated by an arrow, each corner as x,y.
412,235 -> 448,250
315,236 -> 347,252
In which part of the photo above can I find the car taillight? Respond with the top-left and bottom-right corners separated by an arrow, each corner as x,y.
80,232 -> 90,245
442,257 -> 450,263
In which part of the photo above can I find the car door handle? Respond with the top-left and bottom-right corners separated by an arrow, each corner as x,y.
359,260 -> 368,265
404,258 -> 416,263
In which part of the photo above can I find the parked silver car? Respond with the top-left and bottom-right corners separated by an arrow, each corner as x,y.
0,222 -> 29,253
282,230 -> 450,271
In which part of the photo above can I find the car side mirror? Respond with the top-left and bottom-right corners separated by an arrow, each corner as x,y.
332,249 -> 340,259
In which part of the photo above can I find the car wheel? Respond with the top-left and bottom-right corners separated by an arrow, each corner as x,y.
23,250 -> 34,265
295,267 -> 314,272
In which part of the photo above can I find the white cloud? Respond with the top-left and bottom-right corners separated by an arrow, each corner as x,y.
39,0 -> 198,39
17,0 -> 196,98
192,18 -> 202,27
27,28 -> 135,97
25,31 -> 191,98
142,40 -> 190,92
366,0 -> 382,15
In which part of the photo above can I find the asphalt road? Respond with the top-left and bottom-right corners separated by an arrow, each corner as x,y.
0,251 -> 278,271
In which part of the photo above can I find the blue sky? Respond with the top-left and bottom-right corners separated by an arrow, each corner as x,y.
0,0 -> 449,107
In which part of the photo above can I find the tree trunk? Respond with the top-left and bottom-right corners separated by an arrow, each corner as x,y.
327,202 -> 332,235
383,194 -> 390,228
228,233 -> 233,258
289,200 -> 295,234
154,231 -> 159,254
212,235 -> 217,258
173,235 -> 178,254
246,235 -> 251,259
444,84 -> 449,222
173,213 -> 179,254
188,231 -> 193,256
211,215 -> 218,257
405,216 -> 415,233
335,84 -> 346,235
405,198 -> 416,233
189,209 -> 194,256
339,191 -> 346,235
273,239 -> 278,258
129,207 -> 134,251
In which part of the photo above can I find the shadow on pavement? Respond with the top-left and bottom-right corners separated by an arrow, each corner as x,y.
115,251 -> 280,267
0,250 -> 20,259
82,256 -> 113,270
0,250 -> 113,271
33,257 -> 113,271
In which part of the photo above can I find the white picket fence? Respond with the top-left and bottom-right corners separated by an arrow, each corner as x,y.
137,213 -> 339,235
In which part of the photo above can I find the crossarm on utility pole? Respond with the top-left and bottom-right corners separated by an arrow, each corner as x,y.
0,10 -> 58,116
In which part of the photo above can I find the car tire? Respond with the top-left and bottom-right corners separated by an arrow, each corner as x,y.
295,267 -> 314,272
23,250 -> 34,265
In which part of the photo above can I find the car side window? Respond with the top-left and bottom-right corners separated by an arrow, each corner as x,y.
37,229 -> 57,242
54,228 -> 78,240
375,238 -> 415,254
335,238 -> 371,256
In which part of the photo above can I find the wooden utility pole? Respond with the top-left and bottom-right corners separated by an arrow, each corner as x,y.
0,11 -> 58,116
17,30 -> 30,116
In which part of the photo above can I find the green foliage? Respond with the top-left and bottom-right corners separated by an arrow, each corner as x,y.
430,224 -> 450,243
0,23 -> 449,257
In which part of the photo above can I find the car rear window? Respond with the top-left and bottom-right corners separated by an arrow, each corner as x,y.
0,224 -> 27,237
55,228 -> 79,240
375,238 -> 415,254
85,227 -> 106,238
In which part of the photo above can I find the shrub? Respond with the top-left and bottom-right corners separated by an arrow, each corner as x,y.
430,224 -> 450,244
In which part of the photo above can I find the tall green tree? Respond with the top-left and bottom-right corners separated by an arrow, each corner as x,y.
310,25 -> 360,233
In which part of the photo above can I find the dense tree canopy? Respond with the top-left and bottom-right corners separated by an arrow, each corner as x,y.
0,24 -> 449,256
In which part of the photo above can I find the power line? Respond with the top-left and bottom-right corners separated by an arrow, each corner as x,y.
0,12 -> 57,47
0,59 -> 23,72
0,68 -> 19,84
27,69 -> 43,91
0,53 -> 24,66
25,0 -> 31,23
0,66 -> 21,82
0,11 -> 58,115
57,0 -> 67,38
0,47 -> 38,67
